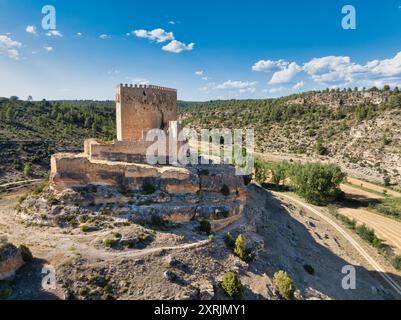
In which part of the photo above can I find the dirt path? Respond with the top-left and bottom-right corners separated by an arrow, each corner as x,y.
0,192 -> 210,265
274,192 -> 401,297
338,207 -> 401,255
340,183 -> 385,200
0,179 -> 43,188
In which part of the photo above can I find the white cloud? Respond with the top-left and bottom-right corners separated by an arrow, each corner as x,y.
168,21 -> 176,25
46,30 -> 63,37
132,28 -> 174,43
0,35 -> 22,60
99,34 -> 110,40
44,46 -> 53,52
132,28 -> 194,53
365,52 -> 401,77
77,32 -> 82,37
26,25 -> 37,35
254,51 -> 401,91
292,81 -> 304,90
269,62 -> 301,84
162,40 -> 194,53
302,56 -> 361,84
252,59 -> 289,72
195,70 -> 208,80
214,80 -> 258,93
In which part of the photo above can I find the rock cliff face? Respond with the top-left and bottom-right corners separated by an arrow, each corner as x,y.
0,243 -> 24,280
19,162 -> 248,232
285,91 -> 389,108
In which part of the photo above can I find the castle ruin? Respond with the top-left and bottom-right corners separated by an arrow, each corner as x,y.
49,84 -> 247,229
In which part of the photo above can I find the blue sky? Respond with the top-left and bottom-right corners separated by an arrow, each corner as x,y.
1,0 -> 401,100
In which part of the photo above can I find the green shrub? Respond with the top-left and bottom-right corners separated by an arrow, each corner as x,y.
23,164 -> 32,177
221,271 -> 242,298
137,232 -> 149,243
392,256 -> 401,271
104,238 -> 116,248
316,139 -> 328,156
334,212 -> 357,230
77,287 -> 87,298
374,198 -> 401,220
303,264 -> 315,275
198,219 -> 211,234
254,159 -> 269,184
208,234 -> 215,241
32,181 -> 48,195
47,195 -> 58,206
234,234 -> 251,262
224,232 -> 235,249
112,232 -> 122,238
19,244 -> 33,262
273,270 -> 295,300
79,215 -> 88,224
80,224 -> 90,232
220,184 -> 230,196
18,194 -> 27,204
142,183 -> 156,195
356,224 -> 382,248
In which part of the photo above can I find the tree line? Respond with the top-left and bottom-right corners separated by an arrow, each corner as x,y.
254,159 -> 345,205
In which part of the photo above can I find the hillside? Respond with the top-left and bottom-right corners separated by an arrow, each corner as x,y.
0,98 -> 115,183
179,89 -> 401,188
1,90 -> 401,188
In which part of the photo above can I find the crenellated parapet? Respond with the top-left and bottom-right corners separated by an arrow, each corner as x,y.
116,83 -> 177,93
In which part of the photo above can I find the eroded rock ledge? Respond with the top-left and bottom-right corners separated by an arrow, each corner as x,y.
18,161 -> 249,232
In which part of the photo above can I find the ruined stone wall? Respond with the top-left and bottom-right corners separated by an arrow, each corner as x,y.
50,153 -> 246,198
50,153 -> 200,194
115,84 -> 177,141
83,138 -> 186,164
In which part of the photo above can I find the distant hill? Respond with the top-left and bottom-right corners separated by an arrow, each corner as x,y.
0,98 -> 115,183
179,89 -> 401,188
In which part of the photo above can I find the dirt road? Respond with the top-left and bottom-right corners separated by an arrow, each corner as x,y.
338,207 -> 401,255
346,177 -> 401,198
274,192 -> 401,297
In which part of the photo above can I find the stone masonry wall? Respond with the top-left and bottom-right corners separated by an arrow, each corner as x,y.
115,84 -> 177,141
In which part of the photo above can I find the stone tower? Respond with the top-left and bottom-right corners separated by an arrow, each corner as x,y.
115,84 -> 177,141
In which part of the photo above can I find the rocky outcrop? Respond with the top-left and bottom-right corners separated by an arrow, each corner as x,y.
285,91 -> 389,108
0,243 -> 24,280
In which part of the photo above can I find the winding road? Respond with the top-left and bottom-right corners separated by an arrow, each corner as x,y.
274,192 -> 401,297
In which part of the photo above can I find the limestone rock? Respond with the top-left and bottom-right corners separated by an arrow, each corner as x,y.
0,243 -> 25,280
